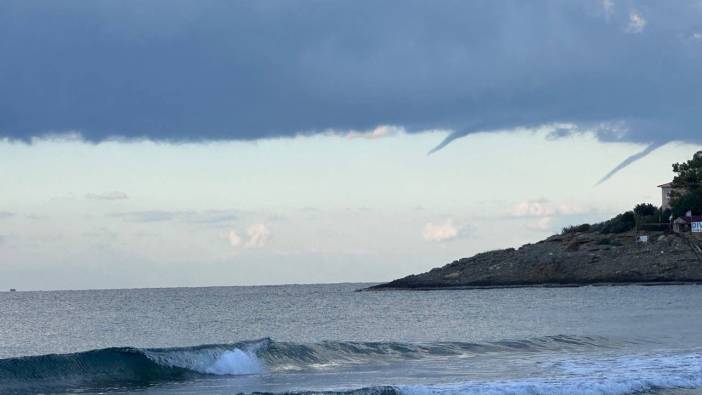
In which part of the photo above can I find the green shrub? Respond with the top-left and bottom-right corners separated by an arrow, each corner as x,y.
670,151 -> 702,217
671,189 -> 702,218
634,203 -> 658,217
561,209 -> 647,237
591,211 -> 635,234
561,223 -> 591,234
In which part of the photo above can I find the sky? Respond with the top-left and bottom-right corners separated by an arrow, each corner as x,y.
1,0 -> 701,290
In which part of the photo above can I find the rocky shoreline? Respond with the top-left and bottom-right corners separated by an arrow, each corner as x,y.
366,230 -> 702,291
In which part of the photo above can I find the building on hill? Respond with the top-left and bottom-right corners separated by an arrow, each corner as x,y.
658,181 -> 697,210
658,182 -> 676,210
660,181 -> 699,233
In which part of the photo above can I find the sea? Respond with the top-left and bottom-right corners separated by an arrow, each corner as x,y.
1,283 -> 702,395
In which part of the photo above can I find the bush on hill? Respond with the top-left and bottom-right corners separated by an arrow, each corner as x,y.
670,151 -> 702,217
561,224 -> 591,234
562,208 -> 654,235
559,151 -> 702,236
671,189 -> 702,218
634,203 -> 657,217
593,211 -> 636,234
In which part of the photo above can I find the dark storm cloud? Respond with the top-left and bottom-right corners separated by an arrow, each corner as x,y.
1,1 -> 701,151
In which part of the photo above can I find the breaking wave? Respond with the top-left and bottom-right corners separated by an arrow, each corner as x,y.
2,335 -> 696,394
0,339 -> 268,394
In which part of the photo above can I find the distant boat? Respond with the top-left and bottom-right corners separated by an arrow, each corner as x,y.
9,289 -> 16,292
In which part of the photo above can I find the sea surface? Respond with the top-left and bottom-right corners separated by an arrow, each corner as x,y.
1,283 -> 702,395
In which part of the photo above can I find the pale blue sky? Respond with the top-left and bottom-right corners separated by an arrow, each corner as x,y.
1,128 -> 698,290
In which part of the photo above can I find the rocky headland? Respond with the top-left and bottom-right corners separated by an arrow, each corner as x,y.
367,230 -> 702,290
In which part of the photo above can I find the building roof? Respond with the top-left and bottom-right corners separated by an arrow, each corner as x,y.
658,181 -> 701,188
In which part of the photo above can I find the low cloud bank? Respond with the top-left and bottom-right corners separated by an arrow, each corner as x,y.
1,1 -> 700,150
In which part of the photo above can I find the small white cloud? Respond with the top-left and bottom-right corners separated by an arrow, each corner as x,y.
512,200 -> 555,217
511,200 -> 593,233
228,230 -> 242,247
511,200 -> 587,217
422,219 -> 461,242
86,191 -> 129,201
245,223 -> 271,248
322,125 -> 403,140
626,10 -> 646,34
346,125 -> 403,140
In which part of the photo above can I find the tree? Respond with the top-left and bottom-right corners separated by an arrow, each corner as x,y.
671,189 -> 702,218
634,203 -> 657,217
670,151 -> 702,218
598,211 -> 635,234
672,151 -> 702,188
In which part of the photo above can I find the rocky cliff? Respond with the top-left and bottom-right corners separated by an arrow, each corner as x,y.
367,231 -> 702,290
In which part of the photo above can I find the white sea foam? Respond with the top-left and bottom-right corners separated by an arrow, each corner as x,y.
205,349 -> 264,375
144,346 -> 265,376
399,377 -> 701,395
398,352 -> 702,395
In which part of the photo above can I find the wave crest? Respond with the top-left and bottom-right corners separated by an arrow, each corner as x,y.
0,339 -> 268,394
0,335 -> 630,394
142,338 -> 267,375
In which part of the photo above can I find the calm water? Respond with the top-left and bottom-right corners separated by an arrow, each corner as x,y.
1,283 -> 702,394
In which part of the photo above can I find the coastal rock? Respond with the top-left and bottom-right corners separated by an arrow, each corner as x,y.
367,231 -> 702,290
